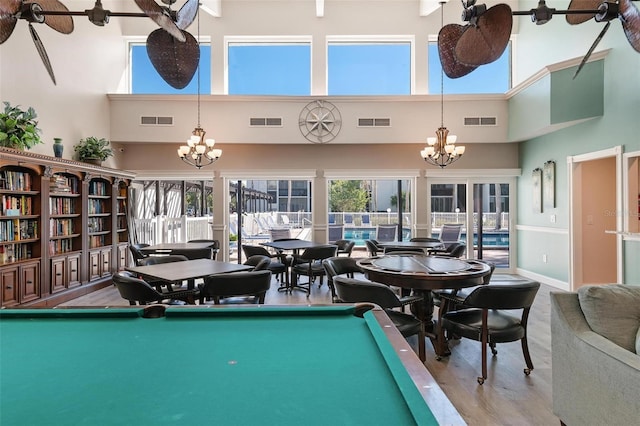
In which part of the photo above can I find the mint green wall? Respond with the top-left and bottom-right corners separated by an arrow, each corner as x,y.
516,58 -> 640,285
624,241 -> 640,284
550,62 -> 604,125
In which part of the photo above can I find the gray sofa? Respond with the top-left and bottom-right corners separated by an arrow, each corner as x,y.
551,285 -> 640,426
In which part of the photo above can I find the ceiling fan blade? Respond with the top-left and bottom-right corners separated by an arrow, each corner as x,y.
438,24 -> 477,79
176,0 -> 198,30
28,22 -> 56,84
566,0 -> 600,25
38,0 -> 73,34
573,21 -> 611,79
146,28 -> 199,89
0,0 -> 21,44
455,3 -> 512,67
135,0 -> 186,42
619,0 -> 640,52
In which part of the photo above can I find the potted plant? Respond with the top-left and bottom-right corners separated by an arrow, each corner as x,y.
74,136 -> 113,165
0,102 -> 43,150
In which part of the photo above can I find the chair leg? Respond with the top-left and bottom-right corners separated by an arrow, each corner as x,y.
521,336 -> 534,375
490,342 -> 498,355
478,310 -> 489,385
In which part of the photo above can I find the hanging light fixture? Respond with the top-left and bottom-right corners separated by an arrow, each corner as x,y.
421,1 -> 465,168
177,6 -> 222,169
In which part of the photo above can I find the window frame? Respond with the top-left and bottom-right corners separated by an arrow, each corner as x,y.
326,35 -> 416,95
223,35 -> 313,95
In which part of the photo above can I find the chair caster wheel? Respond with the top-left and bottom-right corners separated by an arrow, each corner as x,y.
477,377 -> 485,385
491,348 -> 497,355
436,355 -> 442,361
524,368 -> 531,376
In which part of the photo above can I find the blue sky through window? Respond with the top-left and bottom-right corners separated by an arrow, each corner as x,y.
328,43 -> 411,95
228,44 -> 311,95
131,44 -> 211,94
428,42 -> 511,94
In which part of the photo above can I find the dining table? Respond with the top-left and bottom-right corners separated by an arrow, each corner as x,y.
377,240 -> 444,253
140,242 -> 217,255
126,259 -> 253,290
357,253 -> 491,361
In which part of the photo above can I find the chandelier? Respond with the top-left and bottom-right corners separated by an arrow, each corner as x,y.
420,1 -> 465,168
177,7 -> 222,169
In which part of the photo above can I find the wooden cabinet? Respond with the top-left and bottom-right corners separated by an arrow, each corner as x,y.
0,148 -> 134,306
88,248 -> 112,281
0,261 -> 40,306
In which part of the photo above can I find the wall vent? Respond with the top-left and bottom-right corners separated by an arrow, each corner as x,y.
250,117 -> 283,127
464,116 -> 497,126
358,118 -> 391,127
140,116 -> 174,126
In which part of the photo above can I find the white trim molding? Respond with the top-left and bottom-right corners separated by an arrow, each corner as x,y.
516,225 -> 569,235
516,268 -> 570,291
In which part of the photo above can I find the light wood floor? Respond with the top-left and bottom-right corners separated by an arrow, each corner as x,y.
61,272 -> 559,426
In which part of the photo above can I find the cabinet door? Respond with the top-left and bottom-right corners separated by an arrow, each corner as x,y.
88,251 -> 101,281
1,267 -> 19,307
51,258 -> 66,293
67,254 -> 81,288
20,261 -> 40,303
100,249 -> 112,277
117,244 -> 128,271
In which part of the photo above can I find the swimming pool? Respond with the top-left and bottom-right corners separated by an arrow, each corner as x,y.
343,228 -> 509,248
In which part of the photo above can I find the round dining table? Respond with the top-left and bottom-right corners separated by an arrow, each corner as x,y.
357,254 -> 492,360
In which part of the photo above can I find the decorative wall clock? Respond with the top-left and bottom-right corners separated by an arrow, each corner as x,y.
298,100 -> 342,143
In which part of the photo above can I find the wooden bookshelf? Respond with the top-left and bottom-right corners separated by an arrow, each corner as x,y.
0,147 -> 135,306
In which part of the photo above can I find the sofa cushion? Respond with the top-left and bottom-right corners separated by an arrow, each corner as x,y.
577,284 -> 640,353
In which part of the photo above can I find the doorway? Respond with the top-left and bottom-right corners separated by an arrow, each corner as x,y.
569,146 -> 622,289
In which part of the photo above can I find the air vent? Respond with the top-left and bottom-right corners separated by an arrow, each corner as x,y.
140,116 -> 174,126
464,116 -> 497,126
249,117 -> 283,127
358,118 -> 391,127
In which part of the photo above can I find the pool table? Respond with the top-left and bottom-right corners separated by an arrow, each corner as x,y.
0,305 -> 465,425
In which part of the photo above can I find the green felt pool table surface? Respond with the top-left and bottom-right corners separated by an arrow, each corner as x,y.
0,305 -> 464,425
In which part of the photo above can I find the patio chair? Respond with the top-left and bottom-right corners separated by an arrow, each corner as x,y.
270,228 -> 291,241
376,224 -> 398,242
361,214 -> 371,227
343,213 -> 354,226
439,223 -> 463,249
328,224 -> 344,243
328,213 -> 336,225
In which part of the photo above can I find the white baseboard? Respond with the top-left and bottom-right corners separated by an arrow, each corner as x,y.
516,268 -> 570,291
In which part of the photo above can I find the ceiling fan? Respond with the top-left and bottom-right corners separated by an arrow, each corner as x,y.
0,0 -> 200,88
439,0 -> 640,80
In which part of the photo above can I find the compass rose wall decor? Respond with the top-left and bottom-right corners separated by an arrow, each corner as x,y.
299,100 -> 342,143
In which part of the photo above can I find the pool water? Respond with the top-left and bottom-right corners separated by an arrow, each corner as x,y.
343,228 -> 509,248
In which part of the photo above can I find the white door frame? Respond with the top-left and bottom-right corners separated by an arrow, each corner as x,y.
567,146 -> 623,289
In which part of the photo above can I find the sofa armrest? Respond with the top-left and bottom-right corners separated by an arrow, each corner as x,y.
551,292 -> 640,425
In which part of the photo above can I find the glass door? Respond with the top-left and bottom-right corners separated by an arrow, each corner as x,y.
429,178 -> 515,271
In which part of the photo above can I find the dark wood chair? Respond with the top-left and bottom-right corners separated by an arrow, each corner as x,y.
365,239 -> 381,257
322,256 -> 363,302
198,270 -> 272,305
243,254 -> 272,271
242,244 -> 289,284
112,271 -> 198,305
441,280 -> 541,384
290,245 -> 338,294
137,254 -> 189,291
187,239 -> 220,260
333,276 -> 424,359
129,243 -> 150,266
428,242 -> 466,258
334,239 -> 355,257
